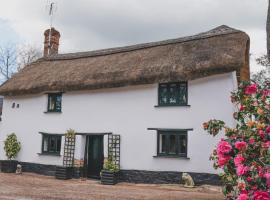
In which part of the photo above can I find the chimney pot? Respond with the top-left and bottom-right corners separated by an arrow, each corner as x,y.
43,28 -> 61,57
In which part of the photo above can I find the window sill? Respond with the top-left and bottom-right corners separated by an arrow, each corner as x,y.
38,153 -> 61,157
44,111 -> 62,114
153,155 -> 190,160
154,105 -> 191,108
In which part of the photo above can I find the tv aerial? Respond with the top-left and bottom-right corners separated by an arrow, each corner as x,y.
46,0 -> 57,29
45,1 -> 58,53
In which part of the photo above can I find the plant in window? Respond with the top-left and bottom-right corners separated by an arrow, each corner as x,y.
203,81 -> 270,199
4,133 -> 21,160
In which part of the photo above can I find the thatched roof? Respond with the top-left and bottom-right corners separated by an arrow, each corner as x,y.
0,25 -> 250,96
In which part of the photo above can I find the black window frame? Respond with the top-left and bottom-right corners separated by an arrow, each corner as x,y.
47,93 -> 62,113
158,82 -> 188,106
157,130 -> 188,158
41,134 -> 62,155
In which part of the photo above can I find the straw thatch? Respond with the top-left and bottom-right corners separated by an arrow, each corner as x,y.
0,25 -> 250,96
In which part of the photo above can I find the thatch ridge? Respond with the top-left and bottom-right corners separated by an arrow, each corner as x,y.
0,25 -> 250,96
44,25 -> 240,61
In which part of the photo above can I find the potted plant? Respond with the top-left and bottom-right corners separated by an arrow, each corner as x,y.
100,156 -> 119,185
1,133 -> 21,173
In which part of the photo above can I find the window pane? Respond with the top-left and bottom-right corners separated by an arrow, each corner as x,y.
179,83 -> 187,104
169,134 -> 177,154
43,136 -> 48,152
56,137 -> 61,152
179,135 -> 187,154
159,134 -> 166,154
55,95 -> 62,112
169,84 -> 178,104
49,137 -> 56,152
159,84 -> 168,105
48,96 -> 55,111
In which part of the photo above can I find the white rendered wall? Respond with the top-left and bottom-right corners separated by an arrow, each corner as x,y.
0,72 -> 237,173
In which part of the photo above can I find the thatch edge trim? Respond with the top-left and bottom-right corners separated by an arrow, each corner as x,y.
1,66 -> 239,97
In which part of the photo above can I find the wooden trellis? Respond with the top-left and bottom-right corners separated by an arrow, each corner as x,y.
108,134 -> 120,169
63,135 -> 76,167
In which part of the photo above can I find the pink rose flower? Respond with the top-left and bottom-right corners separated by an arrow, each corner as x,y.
246,177 -> 253,182
217,140 -> 232,155
266,125 -> 270,132
240,105 -> 245,111
245,84 -> 258,95
249,138 -> 255,144
259,130 -> 266,137
253,191 -> 270,200
264,172 -> 270,188
265,142 -> 270,148
237,193 -> 247,200
262,89 -> 270,98
218,155 -> 231,167
235,141 -> 248,151
237,165 -> 249,176
234,154 -> 245,166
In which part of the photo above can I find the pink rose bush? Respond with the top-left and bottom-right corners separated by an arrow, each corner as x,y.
203,82 -> 270,199
245,84 -> 258,94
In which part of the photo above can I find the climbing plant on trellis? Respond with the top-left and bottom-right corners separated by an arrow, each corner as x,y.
63,130 -> 76,167
108,134 -> 120,169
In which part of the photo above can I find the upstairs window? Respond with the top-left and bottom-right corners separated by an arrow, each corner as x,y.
158,82 -> 188,106
47,93 -> 62,112
157,130 -> 187,157
42,134 -> 62,155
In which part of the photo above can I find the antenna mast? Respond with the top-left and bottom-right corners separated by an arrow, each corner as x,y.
46,1 -> 57,54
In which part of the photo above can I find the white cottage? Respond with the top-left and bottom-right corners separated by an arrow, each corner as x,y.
0,25 -> 250,184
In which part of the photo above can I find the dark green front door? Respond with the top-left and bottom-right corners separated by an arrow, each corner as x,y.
87,135 -> 104,179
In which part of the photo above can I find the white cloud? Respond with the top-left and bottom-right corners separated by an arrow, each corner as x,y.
0,0 -> 268,73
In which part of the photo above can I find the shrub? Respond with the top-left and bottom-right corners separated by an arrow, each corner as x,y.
4,133 -> 21,160
203,82 -> 270,199
65,129 -> 76,138
103,155 -> 119,172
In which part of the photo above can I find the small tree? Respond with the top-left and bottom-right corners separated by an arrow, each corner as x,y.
4,133 -> 21,160
0,45 -> 17,81
203,82 -> 270,199
252,55 -> 270,85
17,44 -> 42,71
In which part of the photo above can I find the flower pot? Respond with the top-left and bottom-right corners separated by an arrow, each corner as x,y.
101,170 -> 119,185
0,160 -> 18,173
55,166 -> 73,180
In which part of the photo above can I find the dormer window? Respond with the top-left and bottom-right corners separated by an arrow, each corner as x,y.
158,82 -> 188,106
47,93 -> 62,112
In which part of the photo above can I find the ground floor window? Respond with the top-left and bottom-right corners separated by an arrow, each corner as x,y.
42,134 -> 62,155
157,130 -> 187,157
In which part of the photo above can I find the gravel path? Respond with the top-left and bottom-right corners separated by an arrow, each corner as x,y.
0,173 -> 224,200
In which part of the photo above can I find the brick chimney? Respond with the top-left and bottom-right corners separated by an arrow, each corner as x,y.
43,28 -> 60,57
